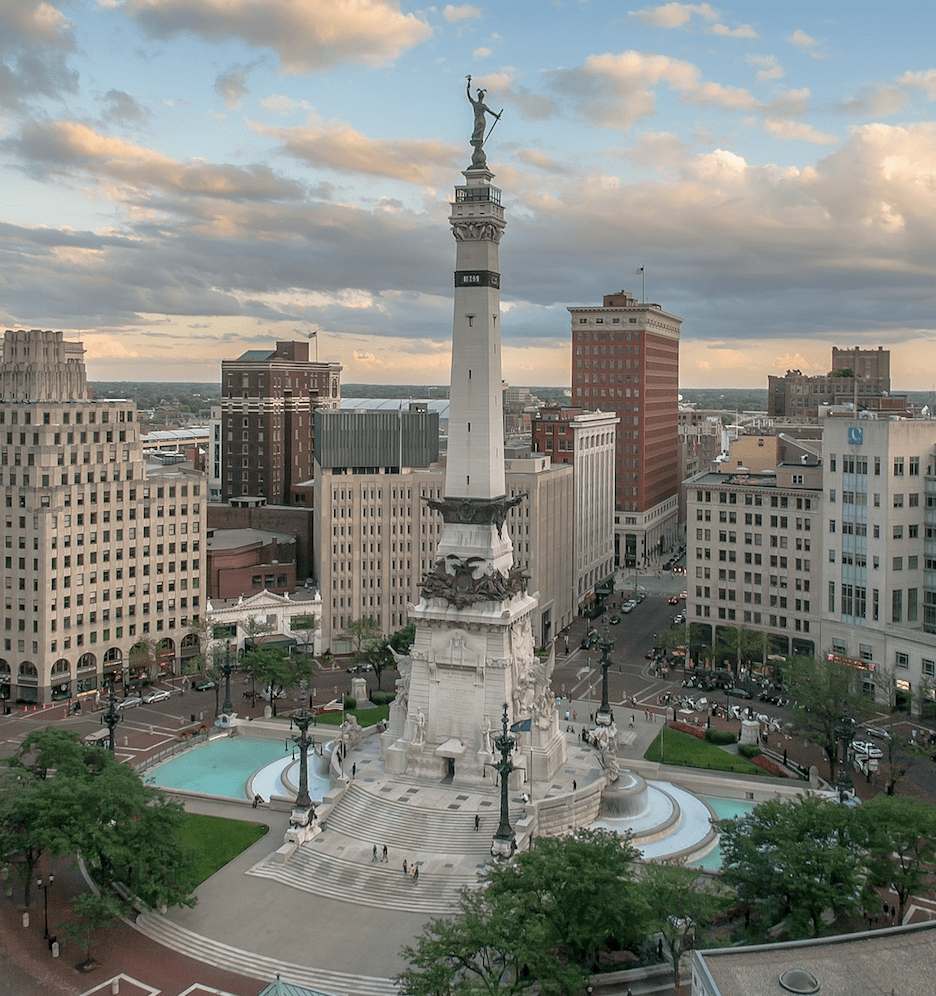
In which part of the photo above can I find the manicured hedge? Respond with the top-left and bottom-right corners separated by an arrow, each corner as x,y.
705,728 -> 738,745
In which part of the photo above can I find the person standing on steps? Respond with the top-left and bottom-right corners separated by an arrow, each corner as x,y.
372,844 -> 378,863
382,844 -> 388,862
403,859 -> 408,877
474,814 -> 480,831
413,865 -> 419,884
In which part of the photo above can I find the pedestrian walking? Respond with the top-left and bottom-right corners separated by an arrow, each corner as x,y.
352,762 -> 357,778
403,859 -> 408,876
413,865 -> 419,883
474,814 -> 480,831
572,779 -> 577,791
382,844 -> 388,862
372,844 -> 378,863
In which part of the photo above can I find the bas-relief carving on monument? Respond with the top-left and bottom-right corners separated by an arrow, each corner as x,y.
452,221 -> 503,244
428,628 -> 485,685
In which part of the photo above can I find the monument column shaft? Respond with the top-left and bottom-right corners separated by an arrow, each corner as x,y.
446,169 -> 506,503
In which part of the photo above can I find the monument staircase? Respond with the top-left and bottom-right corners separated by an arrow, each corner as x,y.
247,779 -> 500,914
135,911 -> 401,996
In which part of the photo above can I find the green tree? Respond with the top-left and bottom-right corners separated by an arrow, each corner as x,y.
241,646 -> 315,717
785,654 -> 872,781
856,795 -> 936,923
0,727 -> 198,913
346,616 -> 381,656
398,881 -> 581,996
64,892 -> 130,968
638,863 -> 728,992
711,625 -> 769,676
654,623 -> 708,663
486,828 -> 650,968
399,829 -> 648,996
718,794 -> 870,939
370,621 -> 415,691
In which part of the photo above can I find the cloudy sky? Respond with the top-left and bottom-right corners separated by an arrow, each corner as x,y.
3,1 -> 936,389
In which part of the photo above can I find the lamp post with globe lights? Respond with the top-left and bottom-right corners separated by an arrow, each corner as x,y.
218,645 -> 237,716
596,628 -> 614,727
101,677 -> 122,752
490,704 -> 517,858
37,874 -> 53,942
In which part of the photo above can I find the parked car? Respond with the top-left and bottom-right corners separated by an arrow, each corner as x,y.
194,679 -> 217,692
622,604 -> 633,614
866,726 -> 892,741
143,688 -> 171,704
117,696 -> 142,710
728,686 -> 753,699
680,591 -> 688,599
852,741 -> 883,759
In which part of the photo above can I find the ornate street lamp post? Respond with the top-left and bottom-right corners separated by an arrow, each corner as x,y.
218,646 -> 237,715
596,629 -> 614,727
490,703 -> 517,858
835,703 -> 857,802
37,874 -> 53,941
101,677 -> 122,752
289,683 -> 316,817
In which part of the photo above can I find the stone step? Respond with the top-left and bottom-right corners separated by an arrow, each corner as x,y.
135,911 -> 400,996
248,844 -> 478,915
325,784 -> 498,854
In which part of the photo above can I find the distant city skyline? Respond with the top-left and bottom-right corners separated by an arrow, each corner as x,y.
3,2 -> 936,388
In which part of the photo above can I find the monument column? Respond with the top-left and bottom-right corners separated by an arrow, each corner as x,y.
382,82 -> 566,790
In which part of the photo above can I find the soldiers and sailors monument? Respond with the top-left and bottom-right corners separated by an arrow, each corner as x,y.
380,80 -> 568,793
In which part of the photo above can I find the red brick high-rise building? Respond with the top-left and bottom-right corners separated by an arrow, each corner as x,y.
568,290 -> 682,567
220,341 -> 341,505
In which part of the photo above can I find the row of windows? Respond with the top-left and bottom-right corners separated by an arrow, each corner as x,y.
0,408 -> 134,425
695,491 -> 814,510
690,603 -> 807,630
829,454 -> 920,476
829,489 -> 920,507
575,323 -> 642,333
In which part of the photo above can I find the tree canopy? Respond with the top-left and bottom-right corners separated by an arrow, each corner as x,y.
856,794 -> 936,923
638,863 -> 728,991
400,829 -> 672,996
785,654 -> 873,780
0,727 -> 199,911
718,794 -> 871,938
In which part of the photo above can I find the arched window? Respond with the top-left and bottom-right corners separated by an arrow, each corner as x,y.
51,659 -> 71,676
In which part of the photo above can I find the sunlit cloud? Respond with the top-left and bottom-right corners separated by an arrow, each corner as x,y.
120,0 -> 432,73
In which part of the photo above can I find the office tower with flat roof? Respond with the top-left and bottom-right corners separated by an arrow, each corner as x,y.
0,329 -> 206,705
220,341 -> 341,505
569,290 -> 682,569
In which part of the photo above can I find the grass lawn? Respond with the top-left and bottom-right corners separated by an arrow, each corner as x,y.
176,813 -> 269,886
644,726 -> 769,776
315,705 -> 390,727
